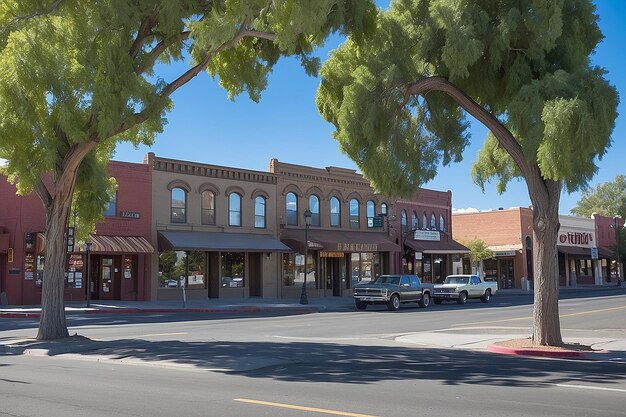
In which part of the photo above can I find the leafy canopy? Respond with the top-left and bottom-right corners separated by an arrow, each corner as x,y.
571,175 -> 626,219
0,0 -> 375,225
316,0 -> 618,198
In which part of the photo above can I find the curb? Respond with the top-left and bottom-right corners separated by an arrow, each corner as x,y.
0,306 -> 326,319
487,343 -> 609,359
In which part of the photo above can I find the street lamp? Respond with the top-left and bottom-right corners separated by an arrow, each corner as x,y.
614,216 -> 622,284
300,209 -> 312,305
85,241 -> 92,308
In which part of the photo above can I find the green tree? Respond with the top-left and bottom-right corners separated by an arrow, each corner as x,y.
158,250 -> 177,282
316,0 -> 618,345
0,0 -> 375,340
462,238 -> 494,278
571,175 -> 626,219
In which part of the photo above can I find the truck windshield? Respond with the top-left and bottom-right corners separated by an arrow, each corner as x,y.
373,276 -> 400,285
445,276 -> 469,285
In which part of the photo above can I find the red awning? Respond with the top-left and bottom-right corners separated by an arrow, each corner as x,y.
89,235 -> 154,254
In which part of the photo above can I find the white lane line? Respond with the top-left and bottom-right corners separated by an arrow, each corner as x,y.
556,384 -> 626,393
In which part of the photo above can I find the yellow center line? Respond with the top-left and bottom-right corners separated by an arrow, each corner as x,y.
234,398 -> 379,417
451,305 -> 626,327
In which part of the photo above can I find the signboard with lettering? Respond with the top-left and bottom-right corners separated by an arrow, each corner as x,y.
558,231 -> 593,248
372,216 -> 384,228
495,251 -> 516,257
120,211 -> 141,219
591,247 -> 598,260
336,243 -> 378,252
413,230 -> 441,241
320,251 -> 345,258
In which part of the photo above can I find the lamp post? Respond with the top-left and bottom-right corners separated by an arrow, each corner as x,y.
300,209 -> 312,305
614,216 -> 622,284
85,241 -> 92,308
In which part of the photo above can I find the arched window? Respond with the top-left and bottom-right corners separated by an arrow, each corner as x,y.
201,190 -> 215,225
286,192 -> 298,225
381,202 -> 388,215
254,196 -> 266,228
350,198 -> 360,229
367,200 -> 376,228
401,210 -> 408,233
309,195 -> 320,226
171,187 -> 186,223
411,212 -> 418,231
422,212 -> 428,230
330,196 -> 341,227
431,212 -> 436,230
229,193 -> 242,226
439,213 -> 445,232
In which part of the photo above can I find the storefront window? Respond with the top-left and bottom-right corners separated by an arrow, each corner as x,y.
350,252 -> 379,286
171,187 -> 186,223
221,252 -> 244,287
254,196 -> 266,228
282,253 -> 296,286
229,193 -> 242,226
412,212 -> 418,230
158,250 -> 206,288
201,190 -> 216,225
330,197 -> 341,227
66,254 -> 85,289
367,200 -> 375,228
439,214 -> 445,232
286,192 -> 298,225
430,212 -> 436,230
349,199 -> 360,229
422,212 -> 427,230
309,195 -> 320,226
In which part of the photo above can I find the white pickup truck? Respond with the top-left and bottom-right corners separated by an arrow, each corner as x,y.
432,274 -> 497,304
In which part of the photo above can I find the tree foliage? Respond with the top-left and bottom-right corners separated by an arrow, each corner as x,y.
462,238 -> 494,265
571,175 -> 626,219
0,0 -> 375,339
316,0 -> 619,345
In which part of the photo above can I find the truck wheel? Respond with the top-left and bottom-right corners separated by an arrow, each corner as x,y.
434,298 -> 443,305
355,300 -> 367,310
418,292 -> 430,308
457,291 -> 467,305
387,294 -> 400,311
480,289 -> 491,303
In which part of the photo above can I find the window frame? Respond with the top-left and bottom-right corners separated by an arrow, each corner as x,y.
254,195 -> 266,228
330,196 -> 341,227
286,192 -> 298,226
309,195 -> 320,226
229,192 -> 242,227
201,190 -> 216,225
349,198 -> 360,229
171,187 -> 187,224
366,200 -> 375,228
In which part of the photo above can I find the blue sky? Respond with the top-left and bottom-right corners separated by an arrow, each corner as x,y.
111,1 -> 625,215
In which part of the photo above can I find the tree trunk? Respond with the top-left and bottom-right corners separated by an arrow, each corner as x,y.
404,76 -> 565,346
530,188 -> 563,346
35,141 -> 96,340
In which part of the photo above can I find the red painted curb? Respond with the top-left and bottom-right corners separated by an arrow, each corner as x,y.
0,306 -> 320,319
487,343 -> 607,359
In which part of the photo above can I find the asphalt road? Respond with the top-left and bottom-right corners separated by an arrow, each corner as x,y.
1,293 -> 625,417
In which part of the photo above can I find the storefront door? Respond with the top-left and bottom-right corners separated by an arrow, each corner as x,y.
323,257 -> 342,296
499,259 -> 514,289
90,255 -> 121,300
248,253 -> 261,297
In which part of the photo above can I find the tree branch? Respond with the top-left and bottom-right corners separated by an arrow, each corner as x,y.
135,31 -> 191,75
403,76 -> 550,205
9,0 -> 63,27
34,178 -> 52,210
116,27 -> 276,136
129,16 -> 154,59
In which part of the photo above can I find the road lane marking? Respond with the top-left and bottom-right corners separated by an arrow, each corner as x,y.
556,384 -> 626,393
136,332 -> 188,337
451,305 -> 626,327
234,398 -> 379,417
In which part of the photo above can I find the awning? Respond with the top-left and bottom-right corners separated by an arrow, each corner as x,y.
89,235 -> 154,254
558,245 -> 615,259
280,229 -> 401,253
405,237 -> 469,254
158,230 -> 291,252
0,233 -> 9,253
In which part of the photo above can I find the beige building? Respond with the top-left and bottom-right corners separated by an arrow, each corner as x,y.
148,153 -> 289,300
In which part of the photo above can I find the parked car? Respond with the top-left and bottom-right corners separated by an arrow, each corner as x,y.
353,274 -> 432,311
432,274 -> 497,304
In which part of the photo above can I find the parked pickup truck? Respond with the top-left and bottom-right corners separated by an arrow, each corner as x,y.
353,274 -> 432,311
432,274 -> 497,305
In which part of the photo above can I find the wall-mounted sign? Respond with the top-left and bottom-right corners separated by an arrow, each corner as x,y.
320,251 -> 345,258
591,247 -> 598,260
7,247 -> 13,263
495,251 -> 517,257
25,232 -> 35,251
336,243 -> 378,252
120,211 -> 140,219
414,230 -> 441,241
558,231 -> 593,247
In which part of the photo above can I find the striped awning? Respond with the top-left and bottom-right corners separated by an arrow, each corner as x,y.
89,235 -> 154,254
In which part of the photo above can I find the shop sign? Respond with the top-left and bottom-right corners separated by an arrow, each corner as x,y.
558,231 -> 593,247
591,247 -> 598,260
7,248 -> 13,263
371,216 -> 384,228
495,251 -> 516,257
336,243 -> 378,252
413,230 -> 441,241
320,251 -> 344,258
120,211 -> 141,219
415,252 -> 423,260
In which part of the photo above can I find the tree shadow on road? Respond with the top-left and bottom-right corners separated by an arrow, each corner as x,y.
20,337 -> 626,390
